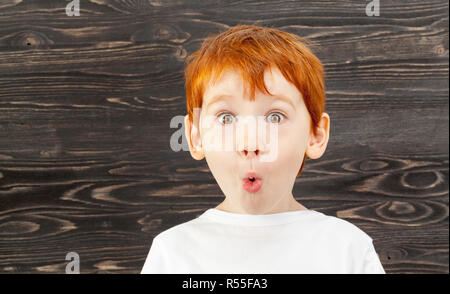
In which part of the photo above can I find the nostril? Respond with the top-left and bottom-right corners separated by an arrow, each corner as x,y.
242,150 -> 260,157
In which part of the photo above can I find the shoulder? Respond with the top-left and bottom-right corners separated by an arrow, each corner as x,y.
309,211 -> 385,273
151,214 -> 208,245
310,210 -> 374,245
141,216 -> 205,274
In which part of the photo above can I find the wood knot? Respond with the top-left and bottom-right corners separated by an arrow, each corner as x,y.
9,30 -> 53,49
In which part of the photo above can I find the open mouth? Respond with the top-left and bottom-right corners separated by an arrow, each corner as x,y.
243,173 -> 262,193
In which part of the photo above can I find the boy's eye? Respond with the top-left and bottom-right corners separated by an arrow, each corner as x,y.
218,113 -> 236,124
266,112 -> 285,124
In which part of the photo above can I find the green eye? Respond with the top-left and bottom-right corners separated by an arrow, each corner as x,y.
218,113 -> 236,124
266,112 -> 285,123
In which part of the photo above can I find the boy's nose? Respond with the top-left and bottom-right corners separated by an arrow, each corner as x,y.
234,116 -> 264,159
240,149 -> 260,159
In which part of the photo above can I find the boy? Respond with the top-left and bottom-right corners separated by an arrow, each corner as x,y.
141,24 -> 385,274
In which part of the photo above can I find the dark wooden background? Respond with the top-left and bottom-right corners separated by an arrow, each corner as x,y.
0,0 -> 448,274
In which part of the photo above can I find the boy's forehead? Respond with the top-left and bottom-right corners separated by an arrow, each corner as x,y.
204,68 -> 244,97
203,66 -> 302,105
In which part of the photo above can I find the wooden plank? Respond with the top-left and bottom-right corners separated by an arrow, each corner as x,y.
0,0 -> 448,273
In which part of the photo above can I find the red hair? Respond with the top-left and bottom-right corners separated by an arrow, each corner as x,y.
184,24 -> 326,176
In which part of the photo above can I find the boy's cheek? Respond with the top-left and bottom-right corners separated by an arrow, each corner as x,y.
200,126 -> 219,150
205,153 -> 240,186
276,137 -> 306,166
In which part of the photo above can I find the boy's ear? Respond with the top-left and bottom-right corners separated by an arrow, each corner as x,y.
305,112 -> 330,160
184,115 -> 205,160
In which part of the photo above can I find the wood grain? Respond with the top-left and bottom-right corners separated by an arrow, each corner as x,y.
0,0 -> 448,273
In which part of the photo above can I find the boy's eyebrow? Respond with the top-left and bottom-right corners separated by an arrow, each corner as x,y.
204,94 -> 233,109
205,93 -> 297,109
270,94 -> 297,109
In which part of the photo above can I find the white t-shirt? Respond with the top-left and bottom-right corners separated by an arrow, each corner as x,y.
141,208 -> 386,274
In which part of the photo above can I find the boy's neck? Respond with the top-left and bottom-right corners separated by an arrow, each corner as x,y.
215,195 -> 308,214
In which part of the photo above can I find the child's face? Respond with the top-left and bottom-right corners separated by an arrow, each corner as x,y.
186,66 -> 328,214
